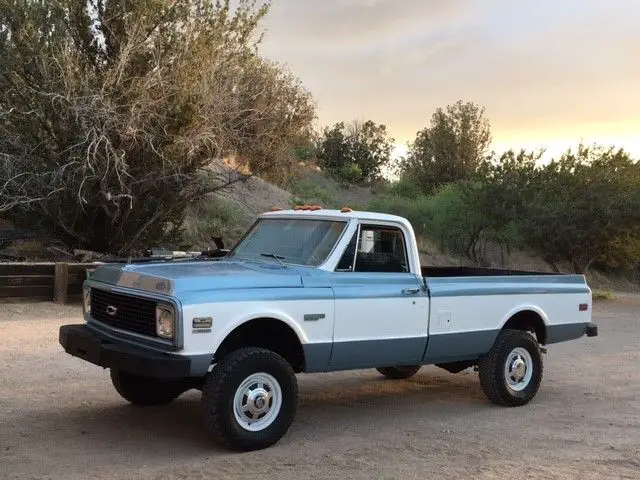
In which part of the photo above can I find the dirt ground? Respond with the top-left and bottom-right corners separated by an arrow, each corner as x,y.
1,297 -> 639,480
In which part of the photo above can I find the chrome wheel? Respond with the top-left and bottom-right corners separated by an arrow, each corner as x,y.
233,372 -> 282,432
504,347 -> 533,392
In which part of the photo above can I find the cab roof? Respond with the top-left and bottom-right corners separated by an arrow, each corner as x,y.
259,208 -> 410,226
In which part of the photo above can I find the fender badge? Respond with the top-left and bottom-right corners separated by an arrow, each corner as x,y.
193,317 -> 213,329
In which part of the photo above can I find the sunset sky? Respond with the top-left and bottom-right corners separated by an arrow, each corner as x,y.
260,0 -> 640,159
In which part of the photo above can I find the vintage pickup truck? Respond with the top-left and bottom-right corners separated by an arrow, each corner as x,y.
59,208 -> 597,450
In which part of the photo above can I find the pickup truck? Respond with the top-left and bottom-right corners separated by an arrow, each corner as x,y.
59,208 -> 598,451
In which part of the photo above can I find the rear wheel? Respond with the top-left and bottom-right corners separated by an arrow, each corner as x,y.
376,365 -> 421,379
110,369 -> 186,406
478,329 -> 543,407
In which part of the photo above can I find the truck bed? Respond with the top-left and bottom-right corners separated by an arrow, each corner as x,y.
421,266 -> 565,278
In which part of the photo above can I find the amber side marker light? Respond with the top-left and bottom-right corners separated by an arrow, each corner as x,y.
340,207 -> 353,213
579,303 -> 589,311
294,204 -> 323,211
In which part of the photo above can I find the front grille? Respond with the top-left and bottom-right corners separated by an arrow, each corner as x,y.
90,289 -> 157,338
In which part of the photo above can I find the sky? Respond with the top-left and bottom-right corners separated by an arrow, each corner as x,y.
259,0 -> 640,159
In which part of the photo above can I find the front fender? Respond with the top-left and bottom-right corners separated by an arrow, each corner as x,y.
212,309 -> 310,354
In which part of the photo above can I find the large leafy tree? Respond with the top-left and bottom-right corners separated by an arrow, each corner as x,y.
521,145 -> 640,273
317,120 -> 394,184
401,100 -> 491,193
472,149 -> 542,253
0,0 -> 315,253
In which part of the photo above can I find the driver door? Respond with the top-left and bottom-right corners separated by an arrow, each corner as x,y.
328,223 -> 429,370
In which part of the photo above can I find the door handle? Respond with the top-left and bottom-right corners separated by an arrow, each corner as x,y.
402,287 -> 421,295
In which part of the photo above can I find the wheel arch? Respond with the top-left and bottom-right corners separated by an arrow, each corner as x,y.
214,316 -> 306,373
500,306 -> 548,345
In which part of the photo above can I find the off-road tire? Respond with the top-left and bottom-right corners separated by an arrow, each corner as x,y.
201,347 -> 298,451
478,329 -> 543,407
110,369 -> 186,406
376,365 -> 421,379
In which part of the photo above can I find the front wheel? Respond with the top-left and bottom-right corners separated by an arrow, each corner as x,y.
201,347 -> 298,451
478,329 -> 543,407
376,365 -> 421,379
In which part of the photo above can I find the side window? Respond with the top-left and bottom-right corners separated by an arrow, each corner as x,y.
335,225 -> 409,273
355,225 -> 409,273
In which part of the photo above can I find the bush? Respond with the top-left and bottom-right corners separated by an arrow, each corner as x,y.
474,146 -> 640,273
182,196 -> 249,251
336,163 -> 364,187
369,182 -> 486,259
287,179 -> 336,207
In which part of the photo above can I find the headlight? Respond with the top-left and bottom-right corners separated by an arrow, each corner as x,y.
83,287 -> 91,315
155,305 -> 175,339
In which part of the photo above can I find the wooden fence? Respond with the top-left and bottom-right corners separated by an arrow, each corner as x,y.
0,262 -> 102,303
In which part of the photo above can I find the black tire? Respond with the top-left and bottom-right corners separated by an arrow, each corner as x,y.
110,369 -> 186,406
201,347 -> 298,451
376,365 -> 421,380
478,329 -> 543,407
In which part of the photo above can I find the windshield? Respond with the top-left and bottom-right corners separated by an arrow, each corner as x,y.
231,218 -> 347,266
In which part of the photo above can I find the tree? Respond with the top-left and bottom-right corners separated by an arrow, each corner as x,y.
472,149 -> 542,254
0,0 -> 315,254
317,120 -> 393,184
521,145 -> 640,273
401,101 -> 491,193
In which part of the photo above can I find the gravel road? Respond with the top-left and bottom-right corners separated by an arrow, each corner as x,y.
1,297 -> 639,480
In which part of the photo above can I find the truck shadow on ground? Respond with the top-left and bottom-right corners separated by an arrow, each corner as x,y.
25,369 -> 489,455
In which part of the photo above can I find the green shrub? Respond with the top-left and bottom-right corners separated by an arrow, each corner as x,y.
336,163 -> 364,187
287,178 -> 336,207
370,182 -> 487,259
182,196 -> 248,250
384,178 -> 423,198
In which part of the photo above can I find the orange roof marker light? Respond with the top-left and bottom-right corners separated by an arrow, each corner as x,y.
271,207 -> 282,211
294,204 -> 323,211
341,207 -> 353,213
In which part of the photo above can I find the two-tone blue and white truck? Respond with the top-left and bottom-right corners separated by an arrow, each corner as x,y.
59,208 -> 598,450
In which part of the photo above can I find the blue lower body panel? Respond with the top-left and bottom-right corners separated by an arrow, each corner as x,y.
302,322 -> 596,373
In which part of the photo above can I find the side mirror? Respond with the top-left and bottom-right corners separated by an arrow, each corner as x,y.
212,236 -> 225,250
200,236 -> 229,258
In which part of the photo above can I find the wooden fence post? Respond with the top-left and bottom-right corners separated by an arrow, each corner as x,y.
54,263 -> 69,304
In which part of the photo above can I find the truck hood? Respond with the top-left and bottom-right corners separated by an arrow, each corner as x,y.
88,259 -> 305,295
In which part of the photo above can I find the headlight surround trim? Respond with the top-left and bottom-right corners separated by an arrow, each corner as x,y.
155,304 -> 175,339
83,287 -> 91,315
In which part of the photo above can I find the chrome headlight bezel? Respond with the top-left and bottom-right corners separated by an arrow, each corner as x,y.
155,304 -> 176,339
83,287 -> 91,315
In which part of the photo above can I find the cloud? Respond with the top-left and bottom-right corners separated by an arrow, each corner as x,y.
259,0 -> 640,153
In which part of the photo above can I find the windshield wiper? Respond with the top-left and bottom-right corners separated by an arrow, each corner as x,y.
260,253 -> 286,267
